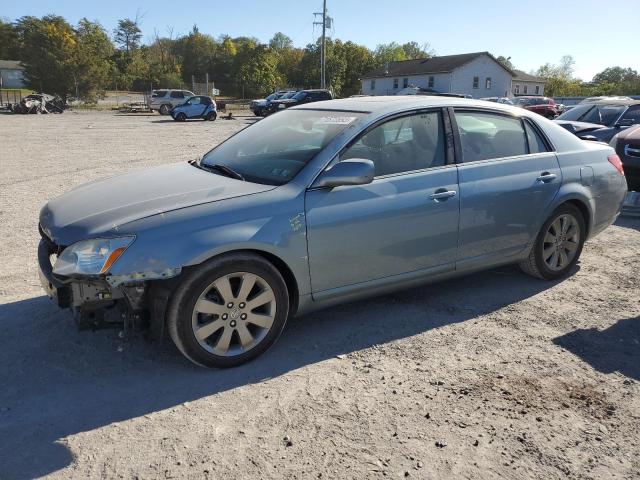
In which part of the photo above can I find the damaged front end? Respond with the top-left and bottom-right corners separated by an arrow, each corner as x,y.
38,226 -> 179,337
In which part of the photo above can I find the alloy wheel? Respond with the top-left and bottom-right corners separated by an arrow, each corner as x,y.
542,213 -> 580,271
191,272 -> 276,357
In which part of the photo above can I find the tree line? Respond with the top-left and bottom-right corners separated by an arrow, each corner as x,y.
0,15 -> 638,100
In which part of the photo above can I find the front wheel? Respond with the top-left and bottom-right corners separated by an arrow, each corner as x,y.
167,253 -> 290,368
520,204 -> 586,280
205,111 -> 217,121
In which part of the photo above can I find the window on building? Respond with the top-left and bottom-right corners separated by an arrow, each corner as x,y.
371,79 -> 376,90
523,85 -> 528,94
428,76 -> 434,88
393,78 -> 399,89
514,84 -> 520,94
485,77 -> 492,89
454,111 -> 528,162
535,85 -> 540,95
341,111 -> 446,176
473,76 -> 479,89
402,78 -> 409,88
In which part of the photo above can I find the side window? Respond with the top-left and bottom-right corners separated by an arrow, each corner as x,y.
524,120 -> 550,154
455,111 -> 528,162
341,111 -> 446,177
621,106 -> 640,125
370,79 -> 376,90
428,76 -> 434,88
393,78 -> 399,89
190,97 -> 202,105
473,76 -> 479,89
170,91 -> 184,99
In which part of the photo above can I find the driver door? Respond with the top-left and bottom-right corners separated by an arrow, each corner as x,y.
305,109 -> 460,295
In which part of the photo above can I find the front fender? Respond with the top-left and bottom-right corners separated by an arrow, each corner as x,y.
106,185 -> 311,295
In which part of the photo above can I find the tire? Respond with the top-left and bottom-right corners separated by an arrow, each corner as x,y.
159,104 -> 171,115
175,113 -> 186,122
167,253 -> 290,368
206,111 -> 217,121
520,204 -> 586,280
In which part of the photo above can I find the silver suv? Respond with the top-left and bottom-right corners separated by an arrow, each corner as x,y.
149,89 -> 196,115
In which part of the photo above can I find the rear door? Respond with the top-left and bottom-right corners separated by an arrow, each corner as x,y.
452,109 -> 561,269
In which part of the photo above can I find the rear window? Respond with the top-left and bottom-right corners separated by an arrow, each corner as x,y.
455,111 -> 528,162
170,91 -> 185,99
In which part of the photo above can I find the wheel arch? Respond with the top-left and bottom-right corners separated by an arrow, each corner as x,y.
183,247 -> 301,316
546,188 -> 595,239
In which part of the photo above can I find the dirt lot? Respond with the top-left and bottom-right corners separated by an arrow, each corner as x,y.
0,111 -> 639,480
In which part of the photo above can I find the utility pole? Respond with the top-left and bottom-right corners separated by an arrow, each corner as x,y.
314,0 -> 328,89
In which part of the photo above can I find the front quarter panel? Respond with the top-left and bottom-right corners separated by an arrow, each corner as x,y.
107,184 -> 312,296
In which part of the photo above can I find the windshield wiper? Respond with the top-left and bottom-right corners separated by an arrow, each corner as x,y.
194,160 -> 245,181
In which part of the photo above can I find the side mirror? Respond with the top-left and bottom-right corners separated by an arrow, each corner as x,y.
579,135 -> 598,142
313,159 -> 375,188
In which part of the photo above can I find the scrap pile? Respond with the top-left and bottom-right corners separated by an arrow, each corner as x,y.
10,93 -> 66,114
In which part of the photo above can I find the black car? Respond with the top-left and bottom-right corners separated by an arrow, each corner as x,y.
249,90 -> 295,117
610,125 -> 640,191
554,99 -> 640,142
267,89 -> 332,114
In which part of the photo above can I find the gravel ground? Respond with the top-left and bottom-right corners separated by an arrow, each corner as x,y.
0,111 -> 639,480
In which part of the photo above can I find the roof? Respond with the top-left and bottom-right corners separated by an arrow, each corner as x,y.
361,52 -> 514,79
0,60 -> 24,70
513,69 -> 546,83
292,95 -> 520,114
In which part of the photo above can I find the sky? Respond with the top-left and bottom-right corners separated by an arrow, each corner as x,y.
3,0 -> 639,81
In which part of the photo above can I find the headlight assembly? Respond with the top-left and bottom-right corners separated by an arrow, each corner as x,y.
53,236 -> 135,276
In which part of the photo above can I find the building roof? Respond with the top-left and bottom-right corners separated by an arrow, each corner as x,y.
361,52 -> 514,79
513,69 -> 546,83
0,60 -> 24,70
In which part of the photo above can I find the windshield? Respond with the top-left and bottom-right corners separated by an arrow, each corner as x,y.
201,110 -> 364,185
281,91 -> 297,99
292,91 -> 307,101
266,93 -> 276,101
557,104 -> 626,125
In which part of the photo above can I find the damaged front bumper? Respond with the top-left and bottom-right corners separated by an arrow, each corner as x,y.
38,233 -> 178,336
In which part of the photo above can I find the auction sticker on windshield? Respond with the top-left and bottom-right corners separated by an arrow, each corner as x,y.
319,116 -> 358,124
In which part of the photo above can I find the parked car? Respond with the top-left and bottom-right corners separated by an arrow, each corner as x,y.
250,90 -> 293,116
579,96 -> 632,104
38,96 -> 626,368
170,96 -> 217,122
149,89 -> 196,115
610,125 -> 640,191
480,97 -> 514,105
554,99 -> 640,142
267,89 -> 332,114
512,96 -> 560,119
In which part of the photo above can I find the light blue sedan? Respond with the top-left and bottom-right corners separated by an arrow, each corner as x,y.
38,96 -> 627,368
170,95 -> 217,122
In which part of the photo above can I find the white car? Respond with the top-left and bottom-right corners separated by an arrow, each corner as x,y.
149,89 -> 196,115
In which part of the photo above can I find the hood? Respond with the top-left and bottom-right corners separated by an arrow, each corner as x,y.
273,98 -> 297,105
554,120 -> 606,134
40,162 -> 275,246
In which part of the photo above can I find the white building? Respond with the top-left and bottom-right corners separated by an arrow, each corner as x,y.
512,70 -> 546,97
361,52 -> 545,99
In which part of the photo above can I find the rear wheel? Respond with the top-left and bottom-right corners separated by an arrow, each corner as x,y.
206,111 -> 217,121
520,204 -> 585,280
167,253 -> 289,368
159,104 -> 171,115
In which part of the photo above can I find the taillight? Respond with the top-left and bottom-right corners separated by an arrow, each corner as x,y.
608,154 -> 624,175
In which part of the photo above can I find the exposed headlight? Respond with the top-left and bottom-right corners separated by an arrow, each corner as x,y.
53,236 -> 135,276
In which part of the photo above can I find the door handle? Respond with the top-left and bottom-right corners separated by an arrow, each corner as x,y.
536,172 -> 557,183
429,189 -> 457,201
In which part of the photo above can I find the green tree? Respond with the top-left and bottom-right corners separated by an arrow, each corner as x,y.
496,55 -> 514,70
70,19 -> 114,99
401,41 -> 433,60
373,42 -> 407,66
269,32 -> 293,52
0,20 -> 20,59
238,45 -> 282,97
113,18 -> 142,53
14,15 -> 77,95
